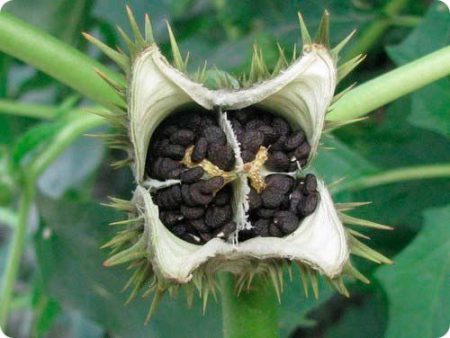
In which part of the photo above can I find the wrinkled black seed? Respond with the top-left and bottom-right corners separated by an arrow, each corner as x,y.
248,188 -> 262,210
242,131 -> 264,153
293,142 -> 311,160
214,221 -> 237,239
192,137 -> 208,162
180,167 -> 204,183
269,223 -> 283,237
297,191 -> 319,217
265,151 -> 290,171
170,129 -> 195,146
180,205 -> 205,219
154,185 -> 182,210
190,218 -> 209,232
200,177 -> 225,194
253,219 -> 270,237
160,211 -> 183,226
203,126 -> 227,145
289,190 -> 304,213
273,211 -> 299,235
231,119 -> 244,141
205,205 -> 232,229
190,183 -> 214,205
171,224 -> 187,237
151,157 -> 182,179
160,144 -> 185,160
234,110 -> 251,123
265,174 -> 294,193
288,161 -> 298,172
241,150 -> 256,163
272,117 -> 290,135
207,143 -> 235,170
168,168 -> 183,179
199,231 -> 212,242
261,187 -> 285,208
152,138 -> 170,157
246,119 -> 266,131
160,125 -> 178,138
213,187 -> 231,205
284,130 -> 306,151
304,174 -> 317,192
258,125 -> 279,145
257,208 -> 276,219
181,184 -> 195,206
270,135 -> 287,151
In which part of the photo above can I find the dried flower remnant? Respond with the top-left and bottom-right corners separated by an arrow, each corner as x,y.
86,7 -> 392,320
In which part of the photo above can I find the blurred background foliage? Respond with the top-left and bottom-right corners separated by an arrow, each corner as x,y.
0,0 -> 449,337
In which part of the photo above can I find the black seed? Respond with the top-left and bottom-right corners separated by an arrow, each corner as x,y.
200,177 -> 225,194
160,211 -> 183,226
284,130 -> 306,151
161,144 -> 185,160
289,189 -> 304,213
253,219 -> 270,237
203,126 -> 226,145
261,187 -> 285,208
152,138 -> 170,156
293,142 -> 311,160
242,131 -> 264,153
151,157 -> 182,179
304,174 -> 317,193
269,223 -> 283,237
207,143 -> 235,170
199,232 -> 212,242
231,119 -> 244,142
180,167 -> 204,183
257,208 -> 276,219
272,117 -> 290,135
265,174 -> 294,193
192,137 -> 208,162
288,162 -> 298,172
154,185 -> 182,209
190,218 -> 209,232
214,221 -> 237,239
265,151 -> 290,171
181,184 -> 196,206
246,119 -> 266,131
272,211 -> 299,235
234,110 -> 251,123
160,125 -> 178,138
213,187 -> 231,205
180,205 -> 205,219
190,183 -> 214,205
297,191 -> 319,216
205,205 -> 232,229
241,150 -> 256,162
248,188 -> 262,210
270,135 -> 287,151
171,224 -> 187,237
167,168 -> 183,179
170,129 -> 195,146
280,195 -> 290,210
258,125 -> 279,145
199,115 -> 215,129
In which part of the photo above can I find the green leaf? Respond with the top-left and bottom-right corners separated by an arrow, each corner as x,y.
375,205 -> 450,338
387,3 -> 450,137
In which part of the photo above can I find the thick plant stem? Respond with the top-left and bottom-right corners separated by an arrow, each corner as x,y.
328,46 -> 450,122
0,182 -> 34,327
333,163 -> 450,193
0,12 -> 122,108
220,273 -> 280,338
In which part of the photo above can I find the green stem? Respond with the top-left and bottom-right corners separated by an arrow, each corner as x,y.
328,46 -> 450,121
0,182 -> 34,327
0,99 -> 59,120
0,12 -> 122,108
220,273 -> 279,338
29,112 -> 105,181
333,163 -> 450,193
344,0 -> 411,59
0,207 -> 17,229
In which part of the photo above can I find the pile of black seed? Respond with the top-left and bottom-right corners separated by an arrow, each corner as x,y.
241,173 -> 319,240
145,108 -> 319,245
229,108 -> 311,170
147,110 -> 236,244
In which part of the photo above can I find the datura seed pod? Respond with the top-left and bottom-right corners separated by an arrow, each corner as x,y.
85,7 -> 393,321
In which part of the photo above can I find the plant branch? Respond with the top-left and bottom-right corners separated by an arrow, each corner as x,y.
0,99 -> 59,120
220,273 -> 279,338
0,12 -> 122,109
344,0 -> 411,59
328,46 -> 450,121
0,182 -> 34,327
333,163 -> 450,193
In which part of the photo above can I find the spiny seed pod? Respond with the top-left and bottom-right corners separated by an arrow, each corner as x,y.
88,7 -> 393,321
